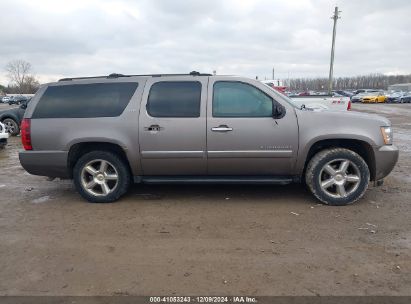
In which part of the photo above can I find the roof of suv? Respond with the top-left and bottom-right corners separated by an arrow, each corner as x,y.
59,71 -> 213,82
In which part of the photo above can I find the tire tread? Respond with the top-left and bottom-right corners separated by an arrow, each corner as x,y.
305,148 -> 370,206
73,151 -> 131,203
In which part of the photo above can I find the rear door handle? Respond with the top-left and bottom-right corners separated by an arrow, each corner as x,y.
211,125 -> 233,132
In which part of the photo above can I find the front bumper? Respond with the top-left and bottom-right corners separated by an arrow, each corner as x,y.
373,145 -> 399,181
19,150 -> 70,178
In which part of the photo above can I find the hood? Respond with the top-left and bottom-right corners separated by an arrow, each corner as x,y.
299,108 -> 391,126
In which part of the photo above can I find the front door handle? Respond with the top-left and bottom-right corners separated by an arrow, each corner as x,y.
145,124 -> 162,132
211,125 -> 233,132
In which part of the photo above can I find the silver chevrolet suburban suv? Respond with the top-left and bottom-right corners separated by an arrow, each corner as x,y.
19,72 -> 399,205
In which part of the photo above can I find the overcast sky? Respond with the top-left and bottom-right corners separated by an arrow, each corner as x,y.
0,0 -> 410,84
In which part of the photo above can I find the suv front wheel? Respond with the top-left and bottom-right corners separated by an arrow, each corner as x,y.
73,151 -> 131,203
305,148 -> 370,206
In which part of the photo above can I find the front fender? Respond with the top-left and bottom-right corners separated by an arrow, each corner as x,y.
294,134 -> 377,176
294,109 -> 387,176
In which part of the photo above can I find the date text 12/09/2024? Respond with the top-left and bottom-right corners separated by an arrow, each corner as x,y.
150,296 -> 257,303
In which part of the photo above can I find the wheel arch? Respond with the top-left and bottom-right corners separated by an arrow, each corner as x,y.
0,114 -> 19,123
67,142 -> 132,179
301,138 -> 376,181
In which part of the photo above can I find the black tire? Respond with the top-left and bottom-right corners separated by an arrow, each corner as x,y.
305,148 -> 370,206
0,140 -> 6,149
73,151 -> 131,203
2,118 -> 20,136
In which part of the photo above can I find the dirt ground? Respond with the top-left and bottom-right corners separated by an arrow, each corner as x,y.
0,103 -> 410,296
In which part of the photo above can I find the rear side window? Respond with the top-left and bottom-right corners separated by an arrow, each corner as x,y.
147,81 -> 201,117
32,82 -> 138,118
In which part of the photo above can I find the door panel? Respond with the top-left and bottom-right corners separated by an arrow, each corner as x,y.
207,77 -> 298,175
138,77 -> 208,175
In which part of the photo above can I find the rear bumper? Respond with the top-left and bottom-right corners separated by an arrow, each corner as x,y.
19,150 -> 70,178
0,132 -> 9,147
373,145 -> 399,180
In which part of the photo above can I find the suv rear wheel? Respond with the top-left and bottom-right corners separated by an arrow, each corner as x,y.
73,151 -> 131,203
305,148 -> 370,206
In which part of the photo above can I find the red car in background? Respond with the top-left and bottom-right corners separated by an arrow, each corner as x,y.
261,80 -> 287,94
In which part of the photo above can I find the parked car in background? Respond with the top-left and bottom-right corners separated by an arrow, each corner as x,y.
333,90 -> 354,97
401,92 -> 411,103
0,122 -> 9,149
0,98 -> 30,135
362,92 -> 387,103
8,95 -> 28,105
290,95 -> 351,111
261,80 -> 287,94
2,96 -> 11,103
351,92 -> 367,103
18,72 -> 398,205
354,89 -> 379,95
386,91 -> 411,103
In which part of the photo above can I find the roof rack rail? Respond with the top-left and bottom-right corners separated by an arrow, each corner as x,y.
107,73 -> 127,78
58,71 -> 212,82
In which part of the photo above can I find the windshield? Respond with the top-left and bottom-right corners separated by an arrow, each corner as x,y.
366,92 -> 380,96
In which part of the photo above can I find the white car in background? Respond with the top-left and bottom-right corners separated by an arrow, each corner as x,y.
0,122 -> 9,149
261,82 -> 351,111
290,95 -> 351,111
1,96 -> 11,103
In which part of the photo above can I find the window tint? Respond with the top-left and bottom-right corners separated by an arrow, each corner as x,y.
147,81 -> 201,117
32,82 -> 138,118
213,81 -> 273,117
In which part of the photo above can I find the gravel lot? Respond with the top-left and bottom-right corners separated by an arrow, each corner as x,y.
0,103 -> 410,296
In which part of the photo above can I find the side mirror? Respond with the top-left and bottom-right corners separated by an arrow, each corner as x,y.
20,103 -> 27,110
272,103 -> 286,119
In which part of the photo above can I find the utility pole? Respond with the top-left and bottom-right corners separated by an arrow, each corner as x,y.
272,67 -> 275,80
328,6 -> 341,94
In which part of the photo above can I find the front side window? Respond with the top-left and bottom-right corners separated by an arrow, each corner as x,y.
213,81 -> 273,117
147,81 -> 201,117
32,82 -> 138,118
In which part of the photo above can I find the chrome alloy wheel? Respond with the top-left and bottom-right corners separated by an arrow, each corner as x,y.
4,120 -> 16,134
319,159 -> 361,198
80,159 -> 119,196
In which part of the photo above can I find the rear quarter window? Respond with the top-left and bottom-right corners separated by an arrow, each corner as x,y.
32,82 -> 138,118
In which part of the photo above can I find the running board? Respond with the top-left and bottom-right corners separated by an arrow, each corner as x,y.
135,176 -> 294,185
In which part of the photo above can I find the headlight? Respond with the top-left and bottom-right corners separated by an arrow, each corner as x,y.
381,126 -> 392,145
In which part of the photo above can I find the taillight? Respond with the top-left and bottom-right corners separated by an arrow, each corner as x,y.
21,118 -> 32,150
347,100 -> 352,111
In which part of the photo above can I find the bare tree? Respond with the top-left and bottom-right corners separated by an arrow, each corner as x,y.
288,73 -> 411,92
5,59 -> 39,93
20,75 -> 40,93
